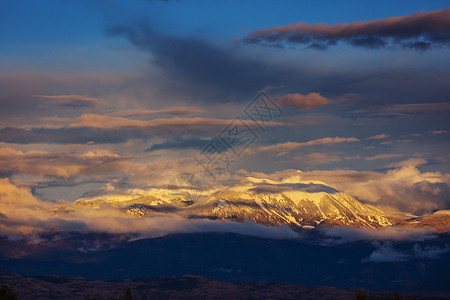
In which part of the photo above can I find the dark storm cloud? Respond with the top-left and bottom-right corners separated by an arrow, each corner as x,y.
105,20 -> 450,106
106,21 -> 300,98
241,8 -> 450,51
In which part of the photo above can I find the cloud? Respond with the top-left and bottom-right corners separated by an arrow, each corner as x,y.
277,92 -> 329,110
0,148 -> 125,179
0,114 -> 283,144
364,243 -> 408,262
146,138 -> 221,152
256,136 -> 359,153
241,8 -> 450,51
248,181 -> 339,195
0,178 -> 71,235
387,158 -> 428,168
366,133 -> 390,140
117,157 -> 205,187
413,244 -> 450,259
363,242 -> 450,263
428,130 -> 448,135
0,147 -> 209,190
66,114 -> 275,130
35,95 -> 105,108
323,226 -> 436,244
113,106 -> 206,117
106,21 -> 300,98
382,102 -> 450,114
0,127 -> 132,144
365,153 -> 403,161
245,159 -> 450,214
306,160 -> 450,214
0,178 -> 298,239
295,152 -> 341,166
348,102 -> 450,117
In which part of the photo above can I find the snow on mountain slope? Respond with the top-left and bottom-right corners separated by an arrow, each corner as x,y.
55,173 -> 396,229
189,177 -> 391,228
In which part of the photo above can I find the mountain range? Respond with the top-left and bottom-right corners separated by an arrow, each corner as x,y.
53,174 -> 450,232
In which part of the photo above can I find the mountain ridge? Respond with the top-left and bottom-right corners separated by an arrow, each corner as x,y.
52,174 -> 450,232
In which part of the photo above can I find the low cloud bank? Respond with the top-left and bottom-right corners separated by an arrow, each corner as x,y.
0,178 -> 297,240
363,242 -> 450,263
322,226 -> 436,245
364,243 -> 408,262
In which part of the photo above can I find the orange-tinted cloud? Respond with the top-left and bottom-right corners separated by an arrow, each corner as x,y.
366,133 -> 390,140
0,147 -> 124,178
428,130 -> 448,135
257,136 -> 359,153
0,113 -> 285,144
365,153 -> 403,161
68,114 -> 276,129
278,93 -> 329,110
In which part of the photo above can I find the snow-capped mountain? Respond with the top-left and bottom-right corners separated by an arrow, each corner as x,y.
189,179 -> 392,228
57,174 -> 398,229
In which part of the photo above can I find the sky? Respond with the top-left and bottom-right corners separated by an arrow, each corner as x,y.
0,1 -> 449,236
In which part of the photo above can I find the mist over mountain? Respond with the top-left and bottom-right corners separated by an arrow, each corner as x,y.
51,173 -> 448,236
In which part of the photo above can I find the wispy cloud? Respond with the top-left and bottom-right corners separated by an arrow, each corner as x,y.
295,152 -> 341,166
0,114 -> 284,144
323,227 -> 436,244
277,92 -> 329,110
35,95 -> 105,108
113,106 -> 206,117
428,130 -> 448,135
365,153 -> 403,161
65,114 -> 277,130
363,242 -> 450,263
146,138 -> 215,152
366,133 -> 390,140
256,136 -> 359,153
348,102 -> 450,117
364,243 -> 408,262
413,244 -> 450,259
0,147 -> 125,179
